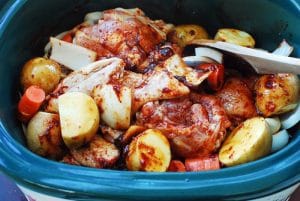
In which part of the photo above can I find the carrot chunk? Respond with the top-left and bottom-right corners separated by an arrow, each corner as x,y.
168,160 -> 186,172
185,155 -> 220,172
18,85 -> 45,121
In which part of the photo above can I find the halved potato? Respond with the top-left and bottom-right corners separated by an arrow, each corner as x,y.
168,24 -> 209,47
214,28 -> 255,48
26,112 -> 64,159
58,92 -> 100,149
126,129 -> 171,172
255,74 -> 299,117
93,84 -> 131,130
219,117 -> 272,167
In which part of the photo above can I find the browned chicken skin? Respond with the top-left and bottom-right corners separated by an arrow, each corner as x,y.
136,94 -> 231,158
216,77 -> 258,126
68,136 -> 120,168
75,8 -> 173,68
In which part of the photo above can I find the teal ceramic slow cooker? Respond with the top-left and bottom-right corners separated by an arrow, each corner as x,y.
0,0 -> 299,200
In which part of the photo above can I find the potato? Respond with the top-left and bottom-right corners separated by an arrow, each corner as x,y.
58,92 -> 100,149
214,28 -> 255,48
21,57 -> 62,94
168,24 -> 209,47
26,112 -> 64,159
219,117 -> 272,167
255,74 -> 299,117
121,125 -> 146,145
93,84 -> 131,130
126,129 -> 171,172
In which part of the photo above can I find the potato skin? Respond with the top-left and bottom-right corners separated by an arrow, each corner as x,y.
21,57 -> 61,94
219,117 -> 272,167
255,74 -> 299,117
214,28 -> 255,48
26,112 -> 65,159
168,24 -> 209,47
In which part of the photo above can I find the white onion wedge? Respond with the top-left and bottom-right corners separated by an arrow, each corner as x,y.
271,129 -> 289,153
182,56 -> 215,67
44,31 -> 69,55
50,37 -> 97,71
280,102 -> 300,129
272,40 -> 294,57
93,84 -> 131,130
194,47 -> 223,63
265,117 -> 281,134
84,11 -> 103,25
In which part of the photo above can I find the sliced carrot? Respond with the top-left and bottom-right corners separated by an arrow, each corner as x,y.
18,85 -> 45,121
197,63 -> 224,91
185,155 -> 220,172
167,160 -> 186,172
61,33 -> 73,43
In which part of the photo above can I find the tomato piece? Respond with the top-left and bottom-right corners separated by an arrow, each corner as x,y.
197,63 -> 224,91
61,33 -> 73,43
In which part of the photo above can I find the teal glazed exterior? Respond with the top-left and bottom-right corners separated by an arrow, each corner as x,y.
0,0 -> 299,200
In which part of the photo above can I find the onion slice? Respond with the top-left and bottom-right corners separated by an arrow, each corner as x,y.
265,117 -> 281,134
84,11 -> 103,25
272,39 -> 294,57
194,47 -> 223,63
280,102 -> 300,129
271,129 -> 289,153
183,56 -> 215,67
50,37 -> 97,71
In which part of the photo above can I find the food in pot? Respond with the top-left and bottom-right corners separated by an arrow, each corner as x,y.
18,7 -> 300,172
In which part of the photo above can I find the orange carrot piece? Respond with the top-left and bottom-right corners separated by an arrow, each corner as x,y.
18,85 -> 45,120
168,160 -> 186,172
185,155 -> 220,172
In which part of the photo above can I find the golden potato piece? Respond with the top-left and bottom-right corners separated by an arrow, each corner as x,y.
126,129 -> 171,172
20,57 -> 61,94
255,74 -> 299,117
168,24 -> 209,47
214,28 -> 255,48
58,92 -> 100,149
121,125 -> 146,145
26,112 -> 64,159
219,117 -> 272,167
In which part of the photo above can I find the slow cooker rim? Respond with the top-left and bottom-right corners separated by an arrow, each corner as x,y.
0,0 -> 299,199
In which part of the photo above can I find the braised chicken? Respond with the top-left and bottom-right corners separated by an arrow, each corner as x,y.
216,77 -> 257,126
45,58 -> 125,113
19,7 -> 297,172
136,94 -> 231,158
68,136 -> 120,168
75,8 -> 174,68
